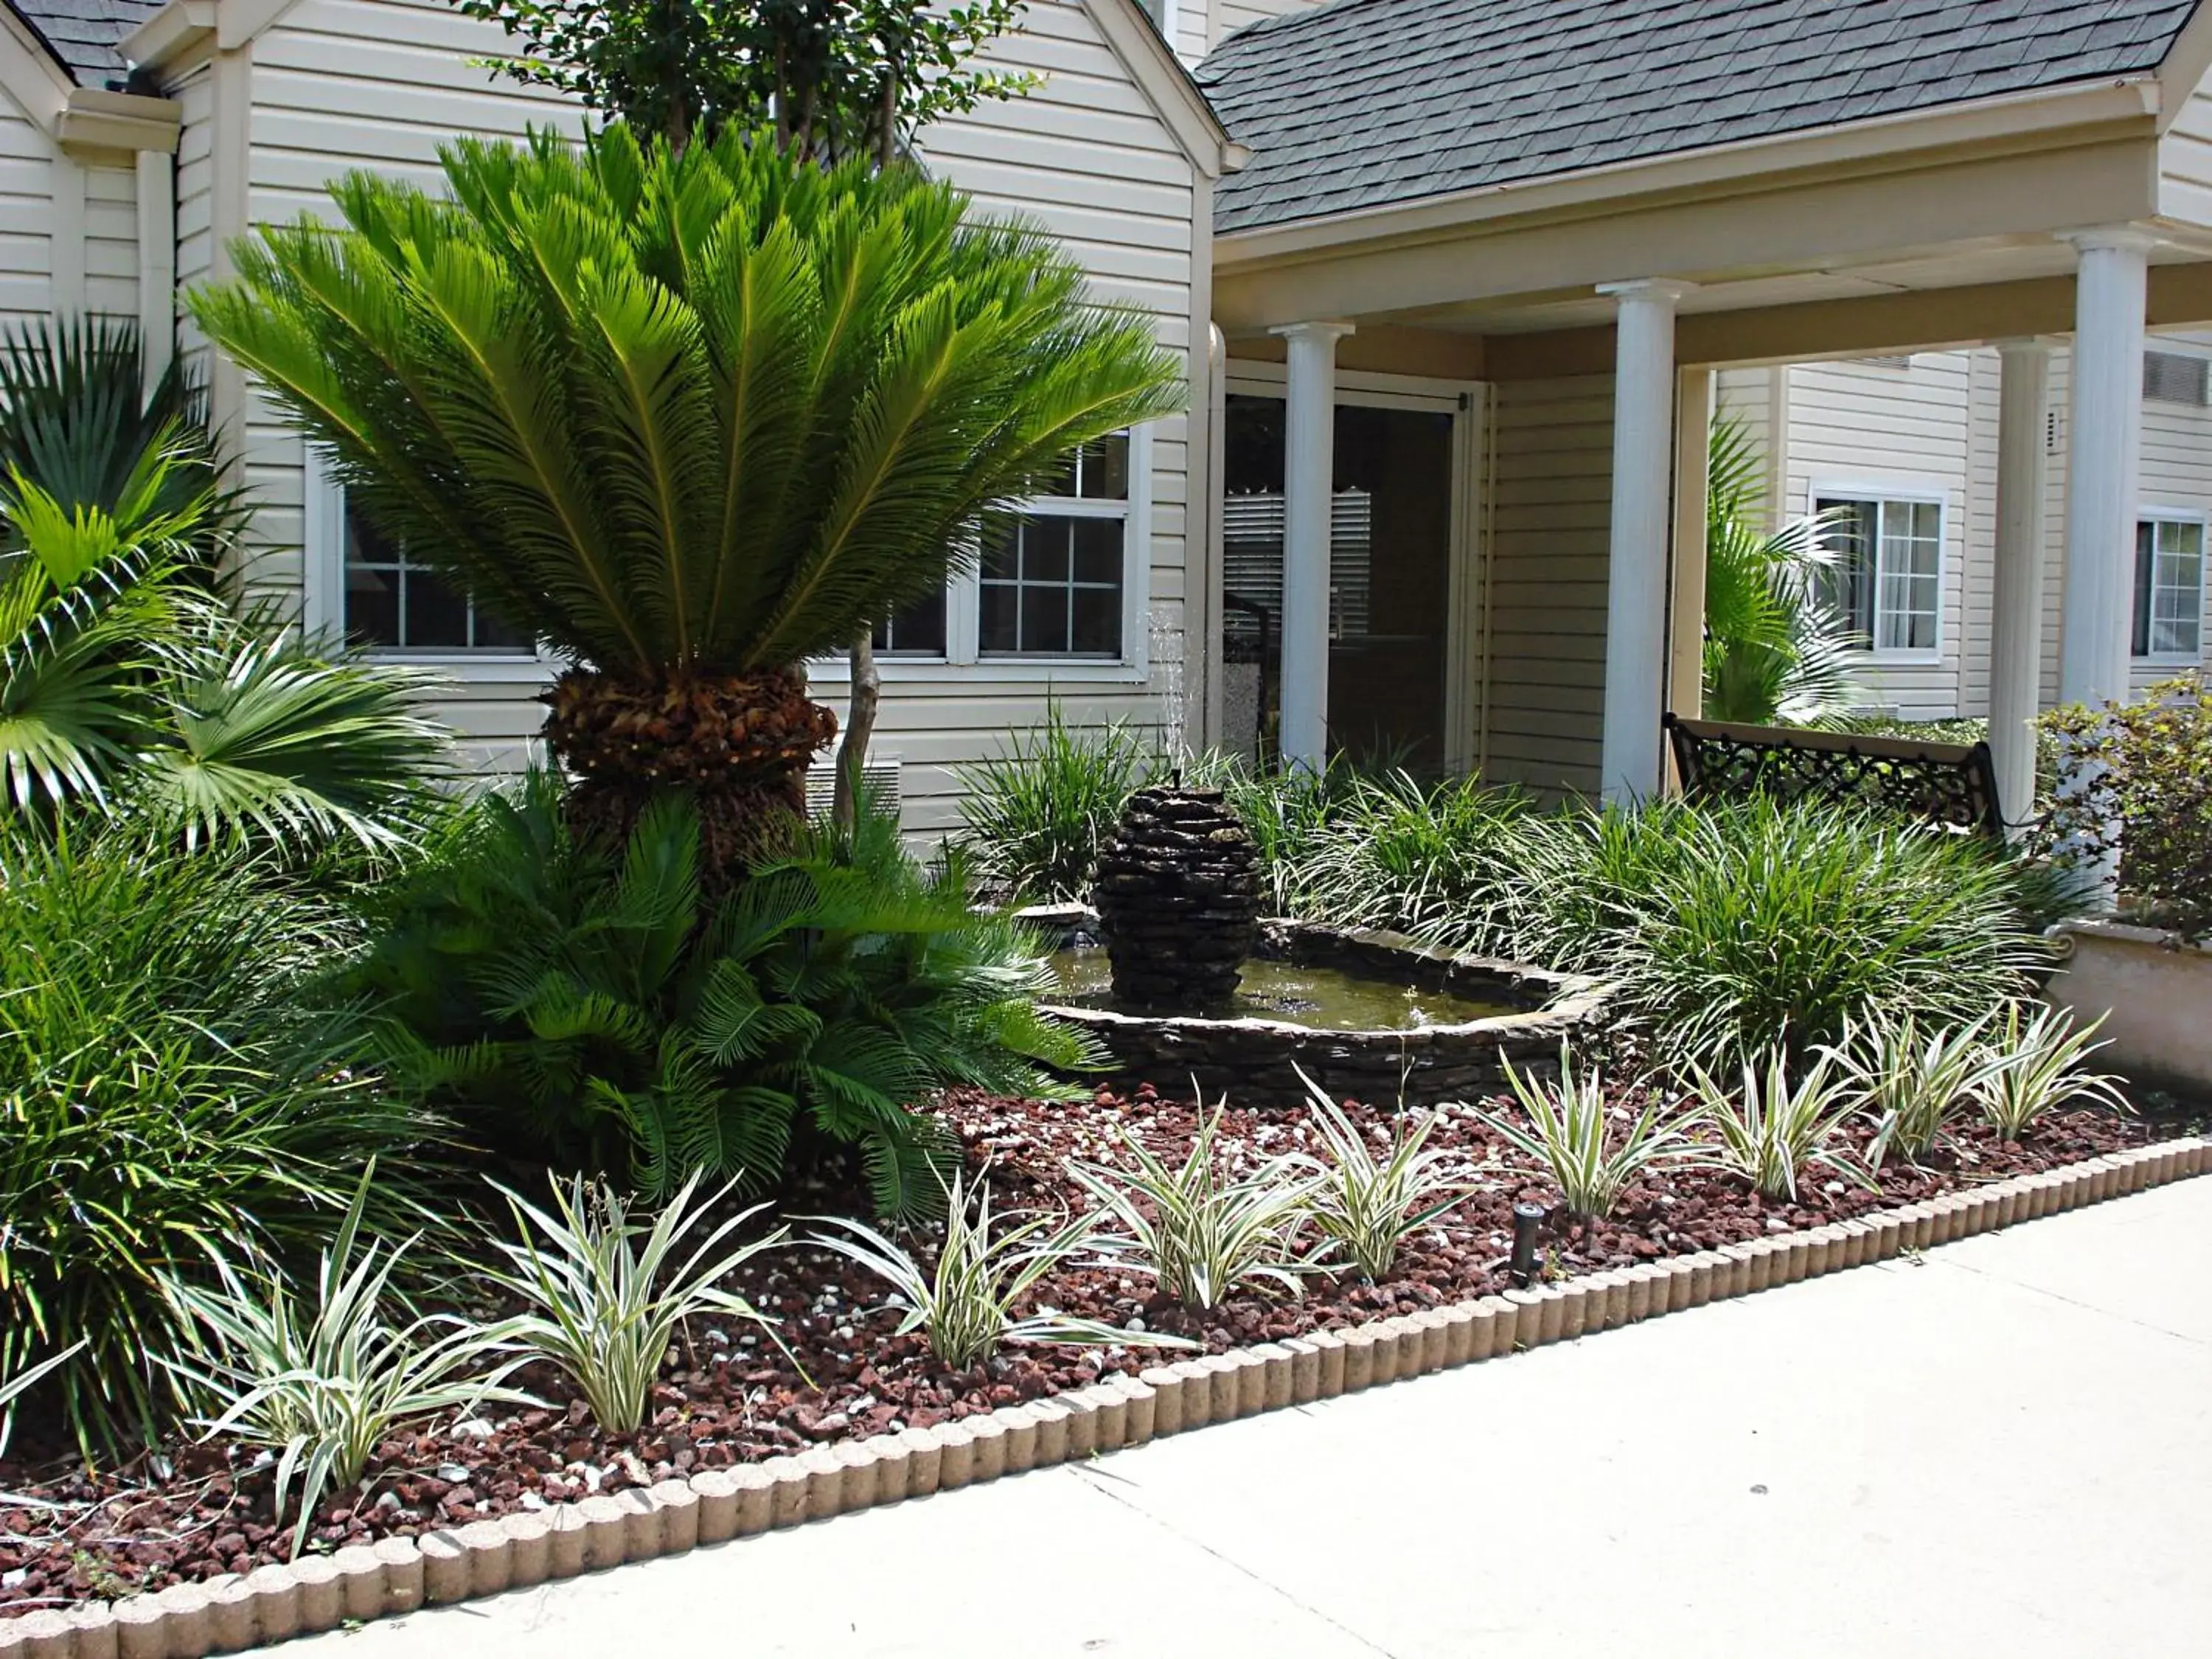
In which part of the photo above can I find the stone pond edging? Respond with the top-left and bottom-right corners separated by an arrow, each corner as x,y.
7,1136 -> 2205,1659
1027,911 -> 1613,1106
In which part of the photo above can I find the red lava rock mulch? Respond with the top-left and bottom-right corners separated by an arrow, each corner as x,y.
0,1082 -> 2185,1621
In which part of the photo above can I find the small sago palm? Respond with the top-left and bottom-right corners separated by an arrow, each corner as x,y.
1298,1071 -> 1470,1280
1068,1103 -> 1326,1310
1970,1004 -> 2130,1139
190,125 -> 1183,876
160,1173 -> 534,1559
482,1171 -> 785,1433
1837,1013 -> 2000,1166
1686,1048 -> 1868,1203
807,1172 -> 1171,1372
1478,1046 -> 1699,1220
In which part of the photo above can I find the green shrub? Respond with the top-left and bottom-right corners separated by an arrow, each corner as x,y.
1547,797 -> 2045,1073
0,828 -> 435,1453
2039,673 -> 2212,939
1274,769 -> 1532,946
956,703 -> 1157,901
354,775 -> 1099,1219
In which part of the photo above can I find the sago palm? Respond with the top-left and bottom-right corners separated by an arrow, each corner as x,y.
189,124 -> 1184,874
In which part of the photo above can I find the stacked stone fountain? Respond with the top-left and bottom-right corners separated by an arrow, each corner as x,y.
1091,782 -> 1261,1012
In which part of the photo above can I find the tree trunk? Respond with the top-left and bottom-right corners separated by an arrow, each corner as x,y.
832,629 -> 880,832
543,664 -> 836,891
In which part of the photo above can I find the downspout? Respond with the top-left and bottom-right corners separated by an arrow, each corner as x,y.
136,146 -> 175,398
1201,319 -> 1227,753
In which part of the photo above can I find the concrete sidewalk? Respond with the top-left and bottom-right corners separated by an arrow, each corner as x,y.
299,1179 -> 2212,1659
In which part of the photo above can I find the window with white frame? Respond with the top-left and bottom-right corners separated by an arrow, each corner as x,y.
1812,490 -> 1944,654
2135,515 -> 2205,659
341,505 -> 535,654
869,430 -> 1146,666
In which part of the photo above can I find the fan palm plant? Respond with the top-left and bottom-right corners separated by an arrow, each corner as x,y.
1703,414 -> 1862,725
0,448 -> 448,848
0,316 -> 246,562
189,124 -> 1183,876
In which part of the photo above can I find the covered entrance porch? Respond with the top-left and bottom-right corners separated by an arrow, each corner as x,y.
1201,8 -> 2212,824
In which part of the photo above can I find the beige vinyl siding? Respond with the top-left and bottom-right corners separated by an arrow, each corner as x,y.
1477,373 -> 1610,797
2159,75 -> 2212,228
0,92 -> 54,321
2130,331 -> 2212,694
1212,0 -> 1318,47
206,0 -> 1198,821
0,86 -> 138,325
1784,352 -> 1972,720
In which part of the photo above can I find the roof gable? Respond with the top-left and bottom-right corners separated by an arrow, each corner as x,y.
1203,0 -> 2201,235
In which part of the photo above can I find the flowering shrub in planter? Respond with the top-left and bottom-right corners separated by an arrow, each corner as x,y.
2039,673 -> 2212,941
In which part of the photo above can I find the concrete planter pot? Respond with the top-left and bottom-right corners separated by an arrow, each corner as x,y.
2045,919 -> 2212,1093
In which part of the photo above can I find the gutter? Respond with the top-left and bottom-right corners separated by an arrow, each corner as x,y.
60,84 -> 181,155
1214,76 -> 2164,268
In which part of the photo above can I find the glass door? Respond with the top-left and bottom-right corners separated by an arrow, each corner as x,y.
1222,387 -> 1464,770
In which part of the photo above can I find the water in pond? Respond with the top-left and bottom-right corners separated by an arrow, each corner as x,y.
1043,943 -> 1517,1030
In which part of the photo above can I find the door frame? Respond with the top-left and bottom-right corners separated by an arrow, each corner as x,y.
1222,361 -> 1486,773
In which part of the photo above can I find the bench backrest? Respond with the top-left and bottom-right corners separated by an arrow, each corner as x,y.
1663,714 -> 2005,836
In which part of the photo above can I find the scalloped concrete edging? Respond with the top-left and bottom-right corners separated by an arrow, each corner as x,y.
6,1137 -> 2205,1659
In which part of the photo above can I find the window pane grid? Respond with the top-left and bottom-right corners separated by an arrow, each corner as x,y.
1815,493 -> 1941,654
979,512 -> 1124,658
2136,517 -> 2205,658
344,508 -> 530,653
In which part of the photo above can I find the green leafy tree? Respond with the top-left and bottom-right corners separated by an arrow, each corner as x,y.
1702,414 -> 1862,726
451,0 -> 1034,158
190,128 -> 1179,877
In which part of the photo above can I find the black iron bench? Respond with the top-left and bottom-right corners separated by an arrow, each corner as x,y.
1663,714 -> 2005,837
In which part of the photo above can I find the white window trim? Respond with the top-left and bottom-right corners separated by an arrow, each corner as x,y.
813,422 -> 1155,686
1805,475 -> 1950,664
304,448 -> 557,685
2134,504 -> 2208,665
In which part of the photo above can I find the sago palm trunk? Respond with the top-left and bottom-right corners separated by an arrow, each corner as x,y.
543,664 -> 836,880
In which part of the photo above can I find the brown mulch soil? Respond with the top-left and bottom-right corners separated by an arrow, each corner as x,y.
0,1082 -> 2192,1620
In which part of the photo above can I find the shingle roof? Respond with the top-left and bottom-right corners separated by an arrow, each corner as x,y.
1203,0 -> 2203,235
9,0 -> 166,88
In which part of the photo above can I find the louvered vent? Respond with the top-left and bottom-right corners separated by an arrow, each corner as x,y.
806,756 -> 902,821
1850,355 -> 1914,369
2143,349 -> 2210,406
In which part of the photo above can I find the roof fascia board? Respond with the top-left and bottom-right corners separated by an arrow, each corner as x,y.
0,7 -> 74,125
1085,0 -> 1239,178
1217,77 -> 2162,268
60,86 -> 181,154
122,0 -> 217,73
2154,0 -> 2212,135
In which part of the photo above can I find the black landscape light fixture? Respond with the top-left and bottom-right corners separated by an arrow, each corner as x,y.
1509,1202 -> 1547,1288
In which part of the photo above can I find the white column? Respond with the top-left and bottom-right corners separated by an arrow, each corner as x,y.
1271,319 -> 1354,772
1989,338 -> 2053,831
1598,279 -> 1693,801
2059,228 -> 2154,709
1667,366 -> 1715,732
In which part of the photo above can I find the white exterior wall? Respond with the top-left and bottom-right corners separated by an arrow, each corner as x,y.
167,0 -> 1203,825
1478,373 -> 1612,796
0,84 -> 139,327
1714,341 -> 2212,725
